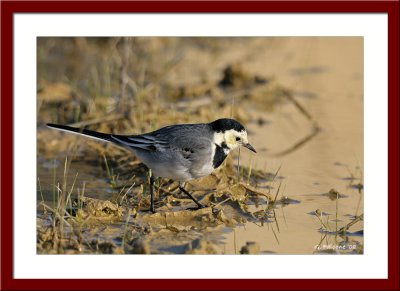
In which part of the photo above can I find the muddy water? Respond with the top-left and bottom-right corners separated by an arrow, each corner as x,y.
37,38 -> 363,254
222,38 -> 364,254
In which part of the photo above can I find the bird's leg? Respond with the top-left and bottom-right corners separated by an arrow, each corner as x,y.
179,182 -> 204,209
149,174 -> 156,213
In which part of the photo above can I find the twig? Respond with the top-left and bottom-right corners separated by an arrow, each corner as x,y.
272,127 -> 320,157
237,182 -> 272,200
339,214 -> 364,233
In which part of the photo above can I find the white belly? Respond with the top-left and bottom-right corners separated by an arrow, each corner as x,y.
134,150 -> 193,181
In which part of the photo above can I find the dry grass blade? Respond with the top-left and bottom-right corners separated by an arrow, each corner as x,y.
69,114 -> 125,128
272,181 -> 282,204
271,225 -> 280,245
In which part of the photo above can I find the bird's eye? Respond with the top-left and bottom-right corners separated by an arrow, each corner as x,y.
236,137 -> 241,141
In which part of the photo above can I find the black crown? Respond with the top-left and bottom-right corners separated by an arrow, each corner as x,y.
210,118 -> 245,133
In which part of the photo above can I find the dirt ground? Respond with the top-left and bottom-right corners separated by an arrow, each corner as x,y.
37,37 -> 363,254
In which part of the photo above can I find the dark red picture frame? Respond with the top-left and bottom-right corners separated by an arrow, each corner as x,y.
1,1 -> 399,290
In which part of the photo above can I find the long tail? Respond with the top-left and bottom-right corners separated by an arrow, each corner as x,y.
47,123 -> 156,151
47,123 -> 113,143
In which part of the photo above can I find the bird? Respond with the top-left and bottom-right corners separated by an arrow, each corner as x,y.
47,118 -> 256,213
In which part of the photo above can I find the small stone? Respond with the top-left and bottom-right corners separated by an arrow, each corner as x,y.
240,241 -> 260,254
185,238 -> 217,254
328,188 -> 340,200
129,238 -> 151,254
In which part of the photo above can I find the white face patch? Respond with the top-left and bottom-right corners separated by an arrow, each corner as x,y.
213,129 -> 248,150
213,132 -> 225,146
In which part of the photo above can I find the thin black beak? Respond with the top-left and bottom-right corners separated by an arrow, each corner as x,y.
244,143 -> 257,153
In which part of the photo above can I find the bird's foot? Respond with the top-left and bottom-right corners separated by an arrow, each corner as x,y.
196,203 -> 205,209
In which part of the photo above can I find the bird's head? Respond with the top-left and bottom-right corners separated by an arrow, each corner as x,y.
210,118 -> 256,153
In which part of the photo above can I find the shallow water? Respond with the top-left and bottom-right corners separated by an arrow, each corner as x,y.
223,37 -> 364,254
37,37 -> 363,254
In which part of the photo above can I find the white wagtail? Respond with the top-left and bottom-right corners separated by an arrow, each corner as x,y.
47,118 -> 256,213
